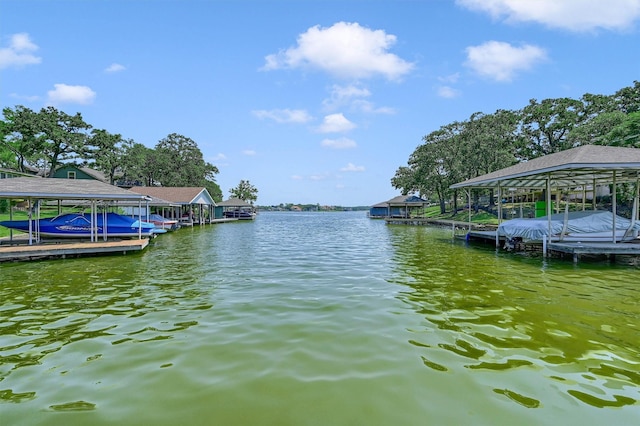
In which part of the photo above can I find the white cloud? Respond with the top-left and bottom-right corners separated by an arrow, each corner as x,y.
322,84 -> 394,114
0,33 -> 41,69
9,93 -> 40,102
321,137 -> 357,149
340,162 -> 365,172
210,153 -> 227,161
291,175 -> 304,180
437,86 -> 461,98
242,149 -> 257,156
457,0 -> 640,31
351,99 -> 396,114
262,22 -> 414,80
438,73 -> 460,84
105,63 -> 126,73
326,84 -> 371,106
252,108 -> 312,123
317,113 -> 356,133
464,41 -> 547,82
47,83 -> 96,105
10,33 -> 38,51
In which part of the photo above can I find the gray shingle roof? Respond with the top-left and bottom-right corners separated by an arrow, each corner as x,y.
78,166 -> 108,182
128,187 -> 215,205
217,198 -> 253,207
0,177 -> 150,201
451,145 -> 640,189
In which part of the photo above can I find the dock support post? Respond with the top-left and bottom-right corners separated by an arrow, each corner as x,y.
545,176 -> 552,257
612,171 -> 617,244
496,183 -> 502,248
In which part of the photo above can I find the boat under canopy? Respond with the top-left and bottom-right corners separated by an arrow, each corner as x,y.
146,213 -> 179,230
498,210 -> 640,243
450,145 -> 640,255
0,212 -> 157,239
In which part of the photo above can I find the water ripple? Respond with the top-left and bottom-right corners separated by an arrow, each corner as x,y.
0,212 -> 639,425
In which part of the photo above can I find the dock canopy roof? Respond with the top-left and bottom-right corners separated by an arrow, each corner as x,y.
385,195 -> 429,205
450,145 -> 640,190
217,198 -> 253,208
129,187 -> 216,206
0,177 -> 151,201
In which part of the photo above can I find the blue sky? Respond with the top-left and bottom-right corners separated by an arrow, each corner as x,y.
2,0 -> 639,206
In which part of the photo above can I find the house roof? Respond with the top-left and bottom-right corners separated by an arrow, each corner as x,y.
217,198 -> 253,208
0,177 -> 150,201
386,195 -> 429,205
78,166 -> 108,182
371,201 -> 390,208
129,187 -> 216,205
451,145 -> 640,190
0,168 -> 33,178
370,195 -> 429,208
55,164 -> 108,182
116,194 -> 179,207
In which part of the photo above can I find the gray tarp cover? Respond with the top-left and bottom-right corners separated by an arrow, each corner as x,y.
497,210 -> 640,241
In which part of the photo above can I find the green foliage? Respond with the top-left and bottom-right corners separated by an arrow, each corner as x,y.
0,118 -> 15,168
1,105 -> 92,176
602,111 -> 640,147
2,105 -> 45,172
395,81 -> 640,214
520,97 -> 584,158
566,111 -> 627,146
393,109 -> 520,214
86,129 -> 126,184
154,133 -> 219,187
229,180 -> 258,203
204,180 -> 223,202
613,81 -> 640,113
2,108 -> 223,196
38,106 -> 92,176
120,142 -> 158,186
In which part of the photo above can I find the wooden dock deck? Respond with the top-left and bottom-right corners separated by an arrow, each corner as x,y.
385,217 -> 497,231
548,241 -> 640,262
465,230 -> 502,242
0,238 -> 150,263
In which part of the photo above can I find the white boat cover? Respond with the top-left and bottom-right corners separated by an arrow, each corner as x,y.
497,210 -> 640,242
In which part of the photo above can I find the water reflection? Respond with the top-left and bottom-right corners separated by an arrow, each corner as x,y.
0,232 -> 215,405
1,213 -> 638,424
388,225 -> 640,409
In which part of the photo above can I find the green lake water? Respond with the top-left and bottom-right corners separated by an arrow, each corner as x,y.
1,211 -> 638,425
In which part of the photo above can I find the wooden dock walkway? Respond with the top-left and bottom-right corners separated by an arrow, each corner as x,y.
385,217 -> 496,230
0,238 -> 150,263
548,241 -> 640,262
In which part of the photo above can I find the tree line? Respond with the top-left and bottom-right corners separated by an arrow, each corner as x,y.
392,81 -> 640,214
0,105 -> 223,201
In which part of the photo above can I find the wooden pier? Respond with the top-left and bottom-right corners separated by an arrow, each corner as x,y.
548,241 -> 640,263
0,238 -> 150,263
385,217 -> 496,231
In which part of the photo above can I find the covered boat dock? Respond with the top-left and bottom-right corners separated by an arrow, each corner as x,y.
450,145 -> 640,261
128,186 -> 226,225
217,198 -> 257,220
0,177 -> 153,262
